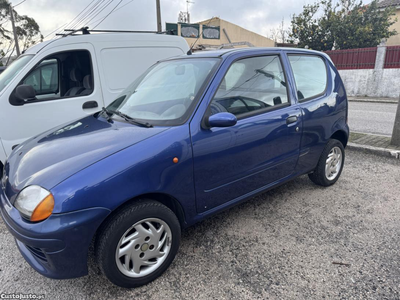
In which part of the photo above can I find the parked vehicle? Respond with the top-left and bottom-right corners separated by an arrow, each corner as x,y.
0,66 -> 6,74
0,48 -> 349,288
0,32 -> 189,170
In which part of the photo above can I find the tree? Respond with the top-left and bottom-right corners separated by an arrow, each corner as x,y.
15,14 -> 42,51
0,0 -> 12,42
0,0 -> 42,63
269,18 -> 289,44
289,0 -> 397,51
332,0 -> 397,49
289,1 -> 335,51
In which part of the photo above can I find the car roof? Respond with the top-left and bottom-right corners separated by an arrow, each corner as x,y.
23,33 -> 188,55
164,47 -> 332,62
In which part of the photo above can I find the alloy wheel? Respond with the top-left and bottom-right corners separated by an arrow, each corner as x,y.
325,146 -> 343,181
115,218 -> 172,278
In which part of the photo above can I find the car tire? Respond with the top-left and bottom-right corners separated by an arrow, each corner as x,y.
95,200 -> 181,288
308,139 -> 345,187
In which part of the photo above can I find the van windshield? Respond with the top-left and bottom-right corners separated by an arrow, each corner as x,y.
0,55 -> 34,93
108,58 -> 219,126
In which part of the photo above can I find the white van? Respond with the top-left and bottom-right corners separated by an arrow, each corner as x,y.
0,33 -> 189,167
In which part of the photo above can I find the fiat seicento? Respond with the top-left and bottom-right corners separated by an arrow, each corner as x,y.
0,48 -> 349,288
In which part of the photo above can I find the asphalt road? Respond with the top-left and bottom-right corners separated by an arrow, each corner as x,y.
348,101 -> 397,136
1,150 -> 400,300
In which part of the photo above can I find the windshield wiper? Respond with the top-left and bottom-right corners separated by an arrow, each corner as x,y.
113,110 -> 153,128
100,107 -> 113,123
256,69 -> 286,87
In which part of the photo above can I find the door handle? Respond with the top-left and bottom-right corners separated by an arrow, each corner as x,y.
286,115 -> 298,125
82,101 -> 98,109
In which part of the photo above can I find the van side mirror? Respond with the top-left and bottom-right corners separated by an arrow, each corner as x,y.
11,85 -> 37,105
206,112 -> 237,128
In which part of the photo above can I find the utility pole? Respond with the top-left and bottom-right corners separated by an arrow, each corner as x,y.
9,4 -> 20,57
390,94 -> 400,147
186,0 -> 194,24
156,0 -> 162,33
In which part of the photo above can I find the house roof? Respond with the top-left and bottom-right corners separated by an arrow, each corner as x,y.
377,0 -> 400,8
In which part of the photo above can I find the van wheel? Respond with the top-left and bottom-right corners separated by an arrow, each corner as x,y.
308,139 -> 345,187
95,200 -> 181,288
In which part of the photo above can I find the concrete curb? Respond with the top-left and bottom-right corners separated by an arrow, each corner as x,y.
347,142 -> 400,159
348,98 -> 398,104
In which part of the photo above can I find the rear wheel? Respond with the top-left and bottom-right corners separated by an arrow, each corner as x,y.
95,200 -> 181,288
308,139 -> 345,187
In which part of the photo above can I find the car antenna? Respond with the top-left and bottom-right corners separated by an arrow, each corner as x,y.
187,17 -> 215,55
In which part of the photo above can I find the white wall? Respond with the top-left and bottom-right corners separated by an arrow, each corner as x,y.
339,69 -> 400,98
337,46 -> 400,99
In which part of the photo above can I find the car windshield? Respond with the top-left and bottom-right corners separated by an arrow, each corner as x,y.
108,58 -> 220,126
0,55 -> 34,93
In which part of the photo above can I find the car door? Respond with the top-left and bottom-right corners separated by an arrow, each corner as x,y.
286,53 -> 335,173
1,43 -> 104,155
191,54 -> 302,213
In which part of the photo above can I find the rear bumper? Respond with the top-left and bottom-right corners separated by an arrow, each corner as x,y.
0,187 -> 110,279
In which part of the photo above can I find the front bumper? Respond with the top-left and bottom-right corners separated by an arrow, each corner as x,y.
0,187 -> 110,279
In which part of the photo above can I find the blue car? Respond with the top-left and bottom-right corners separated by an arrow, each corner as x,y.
0,48 -> 349,288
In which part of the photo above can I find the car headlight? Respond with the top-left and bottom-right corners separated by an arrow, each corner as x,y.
14,185 -> 54,222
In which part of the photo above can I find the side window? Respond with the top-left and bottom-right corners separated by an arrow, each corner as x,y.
288,55 -> 327,101
17,50 -> 93,103
23,59 -> 58,96
24,68 -> 40,91
41,62 -> 58,91
210,55 -> 289,118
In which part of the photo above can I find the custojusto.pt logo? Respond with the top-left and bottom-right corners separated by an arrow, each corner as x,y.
0,293 -> 45,299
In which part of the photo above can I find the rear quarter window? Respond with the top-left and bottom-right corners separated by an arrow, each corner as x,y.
288,55 -> 327,101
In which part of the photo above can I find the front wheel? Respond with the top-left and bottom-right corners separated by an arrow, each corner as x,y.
95,200 -> 181,288
308,139 -> 345,187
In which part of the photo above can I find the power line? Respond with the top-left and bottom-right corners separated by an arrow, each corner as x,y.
93,0 -> 124,29
113,0 -> 134,13
69,0 -> 105,30
44,0 -> 135,39
56,0 -> 105,36
64,0 -> 97,29
41,23 -> 68,41
86,0 -> 134,28
13,0 -> 27,7
79,0 -> 115,28
72,0 -> 111,30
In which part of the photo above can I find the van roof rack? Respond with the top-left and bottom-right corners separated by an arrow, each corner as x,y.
56,27 -> 175,37
56,27 -> 91,36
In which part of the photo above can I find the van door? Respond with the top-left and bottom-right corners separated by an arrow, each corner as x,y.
1,43 -> 104,155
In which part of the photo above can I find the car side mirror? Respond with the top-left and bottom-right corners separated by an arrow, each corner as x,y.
12,84 -> 37,105
206,112 -> 237,128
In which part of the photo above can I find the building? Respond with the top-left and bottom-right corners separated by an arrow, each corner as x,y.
166,17 -> 275,51
378,0 -> 400,46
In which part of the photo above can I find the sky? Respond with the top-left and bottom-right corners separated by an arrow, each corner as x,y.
10,0 -> 373,41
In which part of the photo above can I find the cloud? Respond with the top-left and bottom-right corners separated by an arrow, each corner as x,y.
11,0 -> 372,40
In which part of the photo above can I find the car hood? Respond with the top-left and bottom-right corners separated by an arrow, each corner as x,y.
5,115 -> 169,201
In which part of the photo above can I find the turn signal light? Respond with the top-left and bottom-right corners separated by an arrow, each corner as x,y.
30,194 -> 55,222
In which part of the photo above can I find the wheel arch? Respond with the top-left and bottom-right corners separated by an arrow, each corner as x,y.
90,192 -> 187,265
330,130 -> 348,148
97,192 -> 187,233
